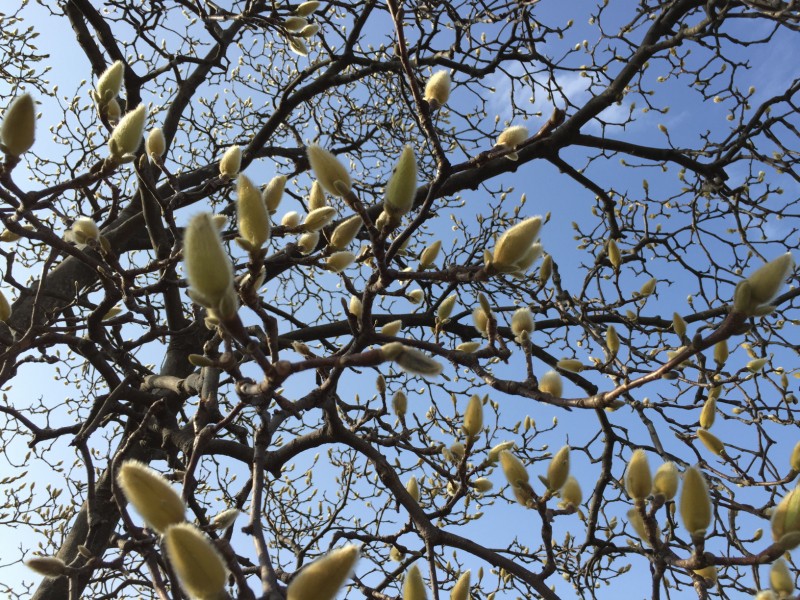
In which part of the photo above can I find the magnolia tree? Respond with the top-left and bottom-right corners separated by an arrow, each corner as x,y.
1,1 -> 800,599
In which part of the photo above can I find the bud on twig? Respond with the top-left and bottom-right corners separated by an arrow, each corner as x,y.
404,564 -> 429,600
625,449 -> 652,501
491,217 -> 542,272
237,174 -> 270,251
163,523 -> 228,600
424,70 -> 451,110
539,370 -> 563,397
384,145 -> 418,219
462,394 -> 483,440
652,462 -> 678,501
25,556 -> 67,578
146,127 -> 166,161
108,105 -> 146,160
219,145 -> 242,179
96,60 -> 124,104
287,545 -> 360,600
680,466 -> 712,538
329,215 -> 362,250
263,175 -> 287,214
307,143 -> 352,197
117,460 -> 186,533
450,570 -> 471,600
183,213 -> 237,319
547,446 -> 570,492
1,94 -> 36,157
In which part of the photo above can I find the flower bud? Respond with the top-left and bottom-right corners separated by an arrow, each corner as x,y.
262,174 -> 287,213
771,485 -> 800,546
326,251 -> 355,273
437,294 -> 457,322
672,312 -> 687,337
539,370 -> 563,397
105,98 -> 121,123
652,462 -> 678,501
462,394 -> 483,440
714,340 -> 728,366
450,570 -> 471,600
626,508 -> 651,545
499,450 -> 529,486
514,242 -> 543,273
219,145 -> 242,179
698,397 -> 717,431
0,290 -> 11,322
348,295 -> 362,319
769,558 -> 793,597
307,143 -> 352,197
511,308 -> 534,340
747,357 -> 768,373
288,37 -> 309,56
791,442 -> 800,472
329,215 -> 362,250
408,289 -> 424,304
744,253 -> 794,308
694,566 -> 717,587
392,390 -> 407,417
146,127 -> 166,160
680,466 -> 712,537
539,254 -> 553,284
210,507 -> 240,531
164,523 -> 227,600
1,94 -> 36,157
456,341 -> 480,353
286,545 -> 360,600
560,476 -> 582,508
308,180 -> 327,210
487,441 -> 516,464
300,23 -> 320,37
183,213 -> 236,317
384,145 -> 418,218
491,217 -> 542,271
66,217 -> 101,246
237,174 -> 270,250
108,104 -> 146,158
298,230 -> 320,254
471,478 -> 493,493
639,277 -> 657,297
282,211 -> 301,228
606,325 -> 620,357
625,449 -> 652,501
392,346 -> 443,378
756,591 -> 779,600
547,446 -> 570,492
406,476 -> 420,502
295,1 -> 321,16
496,125 -> 529,149
117,460 -> 185,533
557,359 -> 584,373
404,564 -> 429,600
96,60 -> 124,103
389,546 -> 404,562
381,320 -> 402,337
283,16 -> 307,31
473,307 -> 489,336
25,556 -> 67,578
607,238 -> 621,270
424,70 -> 451,110
303,206 -> 337,232
419,240 -> 441,269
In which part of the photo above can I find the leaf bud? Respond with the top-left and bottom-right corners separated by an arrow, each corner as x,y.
423,70 -> 451,110
307,143 -> 352,197
384,145 -> 418,218
117,460 -> 186,533
680,466 -> 712,538
1,94 -> 36,157
539,370 -> 563,397
462,394 -> 483,440
652,462 -> 679,501
219,145 -> 242,179
625,449 -> 652,501
547,445 -> 570,492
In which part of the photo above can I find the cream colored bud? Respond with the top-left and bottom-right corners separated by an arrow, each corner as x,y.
283,16 -> 307,31
547,446 -> 570,492
680,466 -> 712,537
496,125 -> 529,149
560,476 -> 582,508
96,60 -> 124,103
0,291 -> 13,323
326,251 -> 355,273
714,340 -> 728,366
389,546 -> 404,562
329,215 -> 362,250
539,370 -> 563,397
511,308 -> 534,340
381,320 -> 402,337
419,240 -> 441,269
745,253 -> 794,308
694,566 -> 717,587
164,523 -> 227,600
771,485 -> 800,546
487,441 -> 516,463
146,127 -> 166,160
606,325 -> 620,357
492,217 -> 542,271
105,98 -> 121,123
408,289 -> 424,304
299,23 -> 320,37
25,556 -> 67,578
288,37 -> 309,56
384,145 -> 418,218
625,449 -> 652,501
108,104 -> 146,158
472,478 -> 493,493
263,175 -> 287,214
626,508 -> 650,544
672,312 -> 687,337
539,254 -> 553,284
404,564 -> 429,600
392,390 -> 407,417
308,180 -> 327,210
219,145 -> 242,179
307,144 -> 352,197
406,476 -> 420,502
117,460 -> 185,533
473,307 -> 489,336
281,211 -> 301,228
286,545 -> 360,600
210,508 -> 240,531
102,305 -> 122,321
791,442 -> 800,472
437,294 -> 457,322
184,213 -> 236,317
1,94 -> 36,157
67,217 -> 101,245
237,174 -> 270,250
652,462 -> 679,501
769,558 -> 793,597
499,450 -> 529,486
699,397 -> 716,430
557,359 -> 584,373
607,238 -> 621,270
424,70 -> 451,110
295,1 -> 321,16
747,358 -> 768,373
463,394 -> 483,439
639,277 -> 657,297
733,280 -> 753,314
298,230 -> 320,254
303,206 -> 337,232
756,591 -> 779,600
456,341 -> 480,353
392,346 -> 443,378
347,296 -> 363,320
450,570 -> 471,600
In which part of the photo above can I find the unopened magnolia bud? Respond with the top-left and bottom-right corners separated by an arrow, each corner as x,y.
625,449 -> 652,501
472,478 -> 493,493
389,546 -> 404,562
419,240 -> 441,269
652,462 -> 679,501
539,370 -> 563,397
348,295 -> 362,319
105,98 -> 121,122
771,485 -> 800,546
0,291 -> 12,322
745,253 -> 794,308
381,320 -> 402,336
300,23 -> 320,37
499,450 -> 529,486
755,591 -> 779,600
639,277 -> 656,297
25,556 -> 66,578
463,394 -> 483,439
329,215 -> 362,249
747,358 -> 768,373
287,545 -> 359,600
183,213 -> 236,317
288,37 -> 309,56
210,508 -> 240,531
406,476 -> 420,502
96,60 -> 124,103
404,564 -> 429,600
237,174 -> 270,250
680,466 -> 712,537
146,127 -> 166,160
308,180 -> 327,210
791,442 -> 800,472
1,94 -> 36,157
326,251 -> 355,273
492,217 -> 542,271
539,254 -> 553,284
375,374 -> 386,394
262,174 -> 287,213
694,566 -> 717,587
672,312 -> 687,337
560,475 -> 582,508
733,280 -> 753,314
496,125 -> 529,149
424,70 -> 451,110
393,346 -> 443,378
283,16 -> 307,31
473,307 -> 489,336
557,359 -> 584,373
714,340 -> 728,366
304,206 -> 337,232
67,217 -> 101,246
219,145 -> 242,179
384,145 -> 418,218
606,325 -> 620,357
392,390 -> 407,417
487,441 -> 516,463
108,104 -> 146,158
626,508 -> 650,545
698,397 -> 717,430
295,1 -> 321,16
769,558 -> 793,597
437,294 -> 457,322
307,144 -> 352,197
456,341 -> 480,353
607,238 -> 621,270
511,308 -> 534,340
117,460 -> 185,533
298,230 -> 320,254
547,446 -> 570,492
408,289 -> 424,304
282,211 -> 301,228
164,523 -> 227,600
450,570 -> 471,600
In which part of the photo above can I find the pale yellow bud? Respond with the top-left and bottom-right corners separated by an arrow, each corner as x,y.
539,254 -> 553,284
744,253 -> 794,310
299,23 -> 320,37
210,508 -> 240,531
146,127 -> 166,160
462,394 -> 483,439
1,94 -> 36,157
769,558 -> 794,597
381,320 -> 403,336
105,98 -> 121,123
492,217 -> 542,271
733,280 -> 753,314
282,211 -> 301,228
607,238 -> 621,270
389,546 -> 405,562
348,295 -> 362,319
557,359 -> 584,373
329,215 -> 362,250
163,523 -> 227,600
326,251 -> 355,273
297,230 -> 320,254
66,217 -> 101,246
714,340 -> 728,366
514,242 -> 543,273
263,175 -> 287,213
499,450 -> 529,486
626,508 -> 650,544
539,370 -> 563,397
694,566 -> 717,587
424,70 -> 451,110
307,144 -> 352,197
96,60 -> 124,103
295,1 -> 321,16
25,556 -> 67,578
487,441 -> 516,464
560,476 -> 582,508
288,37 -> 309,56
406,476 -> 420,502
680,466 -> 712,537
391,346 -> 443,378
1,291 -> 16,322
419,240 -> 441,269
407,289 -> 424,304
471,478 -> 493,493
117,460 -> 185,533
108,104 -> 146,158
456,341 -> 480,353
286,545 -> 359,600
404,564 -> 429,600
547,446 -> 570,492
384,145 -> 418,218
672,312 -> 687,337
184,213 -> 237,317
606,325 -> 620,357
283,16 -> 307,31
237,174 -> 270,250
699,397 -> 716,430
791,442 -> 800,472
652,462 -> 679,501
437,294 -> 457,322
496,125 -> 529,149
747,358 -> 768,373
771,485 -> 800,546
392,390 -> 407,417
473,307 -> 489,336
308,180 -> 327,210
639,277 -> 657,297
303,206 -> 337,232
756,591 -> 779,600
625,449 -> 652,501
450,570 -> 471,600
219,145 -> 242,179
511,308 -> 534,341
697,429 -> 726,456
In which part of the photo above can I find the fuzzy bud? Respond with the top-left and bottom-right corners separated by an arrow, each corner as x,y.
287,545 -> 360,600
404,564 -> 429,600
96,61 -> 124,103
25,556 -> 67,578
699,397 -> 716,430
557,359 -> 584,373
473,307 -> 489,336
769,558 -> 794,597
496,125 -> 529,149
381,320 -> 402,337
326,251 -> 355,273
456,341 -> 480,353
419,240 -> 441,269
680,466 -> 712,538
499,450 -> 529,486
108,104 -> 146,159
66,217 -> 101,246
146,127 -> 166,160
639,277 -> 657,297
348,295 -> 362,320
391,346 -> 443,378
237,174 -> 270,250
1,94 -> 36,157
392,390 -> 407,417
672,312 -> 687,337
547,445 -> 570,492
771,485 -> 800,546
303,206 -> 337,232
511,308 -> 534,341
462,394 -> 483,440
164,523 -> 227,600
117,460 -> 185,533
307,144 -> 352,197
747,357 -> 768,373
298,230 -> 320,254
308,180 -> 327,210
539,370 -> 563,397
283,16 -> 307,31
714,340 -> 728,366
437,294 -> 457,322
742,253 -> 794,311
424,70 -> 451,110
295,1 -> 321,16
219,145 -> 242,179
384,145 -> 418,218
406,476 -> 420,502
450,570 -> 471,600
282,211 -> 301,228
210,508 -> 240,531
491,217 -> 542,271
539,254 -> 553,284
329,215 -> 362,250
560,476 -> 582,508
606,325 -> 620,357
487,441 -> 516,464
183,213 -> 236,318
262,175 -> 287,214
625,449 -> 652,501
472,478 -> 493,493
652,462 -> 679,501
607,238 -> 621,270
407,289 -> 425,304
